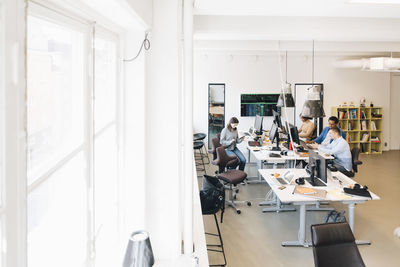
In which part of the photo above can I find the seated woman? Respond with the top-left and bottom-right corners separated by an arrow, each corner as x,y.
220,117 -> 246,171
298,114 -> 315,141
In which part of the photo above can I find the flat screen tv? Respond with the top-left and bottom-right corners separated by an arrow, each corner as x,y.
240,94 -> 280,117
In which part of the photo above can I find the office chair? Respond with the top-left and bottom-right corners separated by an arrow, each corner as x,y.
340,147 -> 363,178
213,146 -> 251,214
208,137 -> 222,160
311,222 -> 365,267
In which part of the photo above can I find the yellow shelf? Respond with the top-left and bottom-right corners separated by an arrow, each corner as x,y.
332,106 -> 383,155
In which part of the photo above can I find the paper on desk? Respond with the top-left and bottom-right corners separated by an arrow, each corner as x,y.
326,189 -> 352,200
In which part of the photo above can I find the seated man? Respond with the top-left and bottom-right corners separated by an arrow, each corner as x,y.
309,116 -> 346,145
298,114 -> 315,141
309,127 -> 352,173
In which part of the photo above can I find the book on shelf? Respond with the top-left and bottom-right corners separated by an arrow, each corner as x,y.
361,133 -> 370,142
349,109 -> 357,119
360,110 -> 366,119
347,135 -> 351,142
338,111 -> 348,119
348,122 -> 352,130
371,136 -> 380,142
370,121 -> 377,131
360,120 -> 367,130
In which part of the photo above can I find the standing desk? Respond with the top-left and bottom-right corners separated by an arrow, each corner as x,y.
259,168 -> 380,247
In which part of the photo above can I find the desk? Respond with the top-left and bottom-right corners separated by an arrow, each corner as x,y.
245,140 -> 332,183
259,168 -> 380,247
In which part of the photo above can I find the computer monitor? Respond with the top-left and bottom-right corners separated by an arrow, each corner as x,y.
272,110 -> 282,129
305,150 -> 327,186
254,115 -> 263,135
269,123 -> 281,151
288,123 -> 300,145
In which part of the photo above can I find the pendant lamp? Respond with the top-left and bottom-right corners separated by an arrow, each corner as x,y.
123,230 -> 155,267
277,51 -> 295,107
277,83 -> 295,107
301,40 -> 325,118
301,85 -> 325,118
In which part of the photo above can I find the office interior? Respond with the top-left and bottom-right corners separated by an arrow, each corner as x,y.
1,0 -> 400,266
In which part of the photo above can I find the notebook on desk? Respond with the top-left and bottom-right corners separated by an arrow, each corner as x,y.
293,186 -> 327,199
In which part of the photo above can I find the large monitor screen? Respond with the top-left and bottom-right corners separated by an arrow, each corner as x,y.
240,94 -> 280,117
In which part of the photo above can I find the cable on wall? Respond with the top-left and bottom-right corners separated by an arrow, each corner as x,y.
123,32 -> 151,62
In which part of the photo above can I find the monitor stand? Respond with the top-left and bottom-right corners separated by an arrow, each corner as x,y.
305,177 -> 326,187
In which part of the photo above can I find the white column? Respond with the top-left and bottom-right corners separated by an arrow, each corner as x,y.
3,0 -> 27,266
145,0 -> 183,260
183,0 -> 194,256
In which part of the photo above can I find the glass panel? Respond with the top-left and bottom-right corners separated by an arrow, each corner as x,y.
94,36 -> 118,266
94,37 -> 116,132
94,127 -> 118,267
27,15 -> 84,184
28,152 -> 86,267
208,84 -> 225,149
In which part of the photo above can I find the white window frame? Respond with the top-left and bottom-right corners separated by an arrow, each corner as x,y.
92,27 -> 122,263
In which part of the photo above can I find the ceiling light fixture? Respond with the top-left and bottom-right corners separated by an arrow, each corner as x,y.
277,51 -> 295,107
301,40 -> 325,118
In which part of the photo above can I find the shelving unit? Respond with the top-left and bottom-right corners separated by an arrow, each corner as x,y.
332,106 -> 383,154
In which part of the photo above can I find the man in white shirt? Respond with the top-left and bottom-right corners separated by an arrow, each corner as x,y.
310,127 -> 352,173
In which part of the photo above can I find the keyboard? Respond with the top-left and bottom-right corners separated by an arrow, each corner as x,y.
248,141 -> 261,147
269,153 -> 281,158
276,178 -> 287,185
296,146 -> 308,153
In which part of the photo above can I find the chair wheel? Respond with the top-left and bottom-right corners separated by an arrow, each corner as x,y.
237,210 -> 241,214
247,202 -> 252,206
235,188 -> 239,193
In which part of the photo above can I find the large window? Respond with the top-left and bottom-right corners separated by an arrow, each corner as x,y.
27,8 -> 120,267
27,13 -> 88,267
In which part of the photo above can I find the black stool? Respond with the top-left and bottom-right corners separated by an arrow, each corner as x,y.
194,141 -> 207,175
205,213 -> 227,267
193,133 -> 210,164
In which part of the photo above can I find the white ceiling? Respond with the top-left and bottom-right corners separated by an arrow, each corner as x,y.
194,0 -> 400,18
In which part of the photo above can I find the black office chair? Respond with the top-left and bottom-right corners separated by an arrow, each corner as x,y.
311,222 -> 365,267
340,147 -> 363,178
194,141 -> 207,176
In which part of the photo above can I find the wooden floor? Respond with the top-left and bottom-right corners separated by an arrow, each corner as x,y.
199,150 -> 400,267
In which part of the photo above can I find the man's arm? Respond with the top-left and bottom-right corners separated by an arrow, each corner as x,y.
318,139 -> 346,155
313,127 -> 326,144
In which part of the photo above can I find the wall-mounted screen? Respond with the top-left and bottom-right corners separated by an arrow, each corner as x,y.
240,94 -> 280,117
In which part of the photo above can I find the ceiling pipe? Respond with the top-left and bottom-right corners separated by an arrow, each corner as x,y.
334,57 -> 400,71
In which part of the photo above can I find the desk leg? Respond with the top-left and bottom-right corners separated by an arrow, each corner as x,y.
348,203 -> 371,245
262,193 -> 296,213
246,159 -> 266,184
282,204 -> 311,247
259,189 -> 276,206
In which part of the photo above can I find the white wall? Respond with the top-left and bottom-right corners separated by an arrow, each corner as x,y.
144,0 -> 183,260
194,53 -> 391,151
390,74 -> 400,150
